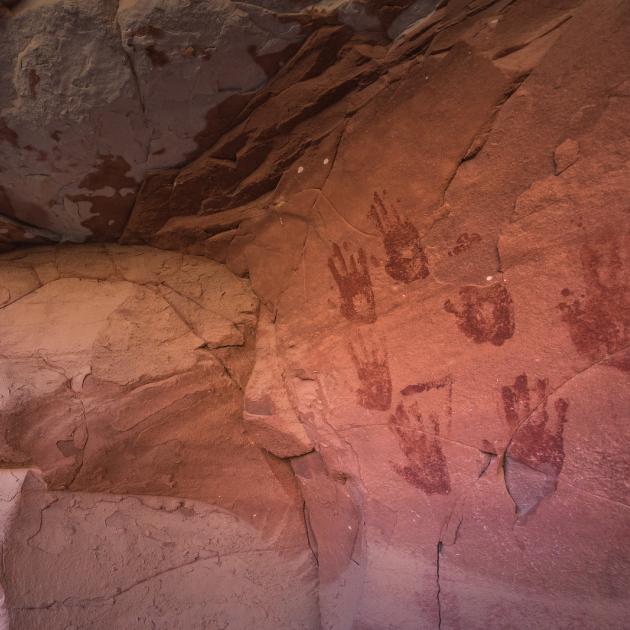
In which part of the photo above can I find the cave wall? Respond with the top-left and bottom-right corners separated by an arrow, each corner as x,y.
1,0 -> 630,629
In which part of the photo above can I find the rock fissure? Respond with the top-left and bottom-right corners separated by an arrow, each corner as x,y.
436,540 -> 443,630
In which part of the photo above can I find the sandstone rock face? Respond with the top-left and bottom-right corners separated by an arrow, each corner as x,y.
2,0 -> 630,628
0,0 -> 436,243
1,471 -> 318,630
0,245 -> 318,628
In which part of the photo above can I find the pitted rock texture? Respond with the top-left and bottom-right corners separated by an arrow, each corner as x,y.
1,0 -> 630,629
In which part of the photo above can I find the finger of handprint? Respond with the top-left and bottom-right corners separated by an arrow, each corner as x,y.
373,191 -> 389,224
349,252 -> 358,274
430,413 -> 440,435
373,191 -> 387,215
502,386 -> 517,418
555,398 -> 569,424
332,242 -> 348,274
513,374 -> 530,418
358,248 -> 369,273
369,203 -> 385,233
534,378 -> 549,407
328,257 -> 343,285
581,245 -> 602,287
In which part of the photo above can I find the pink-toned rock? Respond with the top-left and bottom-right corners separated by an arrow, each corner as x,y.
0,246 -> 305,548
244,305 -> 314,458
1,0 -> 630,628
1,471 -> 319,630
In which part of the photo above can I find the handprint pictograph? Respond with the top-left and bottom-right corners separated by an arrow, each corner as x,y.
389,400 -> 451,495
502,374 -> 570,478
328,242 -> 377,324
348,333 -> 392,411
444,282 -> 515,346
369,191 -> 429,283
447,232 -> 482,257
558,234 -> 630,369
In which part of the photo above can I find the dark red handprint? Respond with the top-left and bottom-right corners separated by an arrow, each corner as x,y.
348,333 -> 392,411
328,242 -> 377,324
369,191 -> 429,283
389,401 -> 450,495
558,235 -> 630,369
444,282 -> 515,346
502,374 -> 569,478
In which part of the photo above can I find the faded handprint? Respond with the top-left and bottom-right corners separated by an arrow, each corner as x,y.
447,232 -> 482,257
348,333 -> 391,411
369,191 -> 429,283
328,242 -> 377,324
558,234 -> 630,369
444,282 -> 515,346
502,374 -> 569,477
389,400 -> 450,495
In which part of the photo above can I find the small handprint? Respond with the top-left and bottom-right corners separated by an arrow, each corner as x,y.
502,374 -> 570,477
369,191 -> 429,283
444,282 -> 515,346
558,235 -> 630,368
447,232 -> 482,257
328,242 -> 377,324
389,401 -> 450,495
348,333 -> 392,411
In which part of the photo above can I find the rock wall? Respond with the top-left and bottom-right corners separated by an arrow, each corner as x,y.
1,0 -> 630,629
0,245 -> 318,628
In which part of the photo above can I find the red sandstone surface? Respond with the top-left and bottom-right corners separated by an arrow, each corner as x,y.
1,0 -> 629,628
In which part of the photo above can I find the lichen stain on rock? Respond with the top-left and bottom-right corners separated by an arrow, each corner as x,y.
70,155 -> 139,238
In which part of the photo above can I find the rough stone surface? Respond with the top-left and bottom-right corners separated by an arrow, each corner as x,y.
0,0 -> 438,243
1,471 -> 318,630
2,0 -> 630,628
